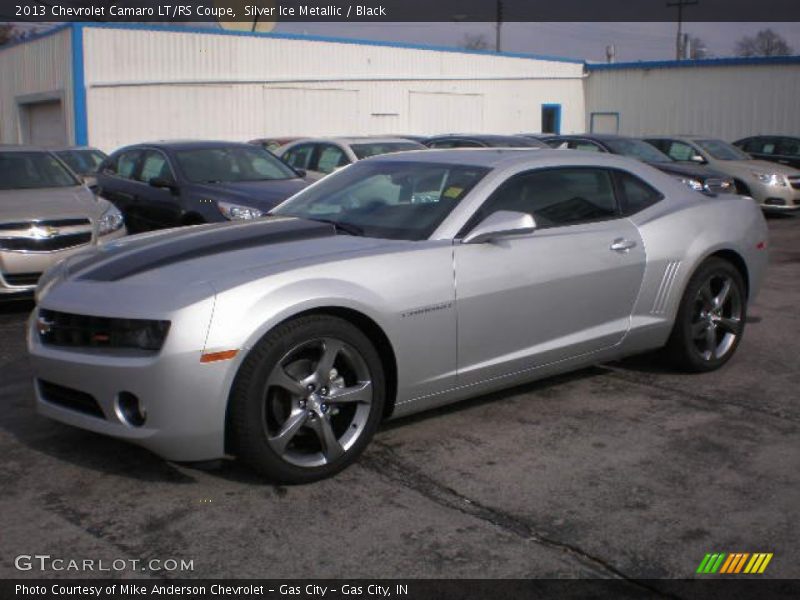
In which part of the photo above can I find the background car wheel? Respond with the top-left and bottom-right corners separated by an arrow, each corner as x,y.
665,258 -> 746,373
229,315 -> 385,483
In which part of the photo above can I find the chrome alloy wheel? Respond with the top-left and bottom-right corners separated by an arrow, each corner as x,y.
690,273 -> 743,362
262,337 -> 373,468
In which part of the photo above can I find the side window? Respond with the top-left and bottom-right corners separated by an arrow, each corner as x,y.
740,138 -> 763,153
663,141 -> 695,161
760,139 -> 777,155
472,168 -> 618,230
427,140 -> 455,149
316,145 -> 349,175
283,144 -> 314,170
116,151 -> 142,180
615,170 -> 663,215
137,150 -> 174,184
777,138 -> 800,157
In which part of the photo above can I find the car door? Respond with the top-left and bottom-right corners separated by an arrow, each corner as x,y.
453,167 -> 646,387
133,149 -> 181,229
97,149 -> 144,230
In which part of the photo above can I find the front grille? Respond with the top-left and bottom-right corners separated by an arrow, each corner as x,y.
0,218 -> 93,252
0,218 -> 90,231
0,232 -> 92,252
3,272 -> 41,286
37,379 -> 105,419
37,309 -> 171,352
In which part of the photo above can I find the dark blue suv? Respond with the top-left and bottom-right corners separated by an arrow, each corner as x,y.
96,141 -> 310,232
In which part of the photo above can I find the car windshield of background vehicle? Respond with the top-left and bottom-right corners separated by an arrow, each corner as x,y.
696,139 -> 753,161
0,152 -> 80,190
273,161 -> 490,241
55,150 -> 106,175
350,142 -> 426,160
176,146 -> 299,183
484,138 -> 546,148
605,138 -> 674,163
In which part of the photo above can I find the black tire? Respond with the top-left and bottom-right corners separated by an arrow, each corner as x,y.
733,179 -> 751,196
229,315 -> 385,483
665,258 -> 747,373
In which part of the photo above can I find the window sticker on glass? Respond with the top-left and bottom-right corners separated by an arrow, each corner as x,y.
443,186 -> 464,199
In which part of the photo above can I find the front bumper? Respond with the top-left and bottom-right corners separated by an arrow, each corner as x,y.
747,181 -> 800,211
27,295 -> 231,462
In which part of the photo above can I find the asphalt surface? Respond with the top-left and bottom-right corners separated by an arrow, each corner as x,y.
0,215 -> 798,584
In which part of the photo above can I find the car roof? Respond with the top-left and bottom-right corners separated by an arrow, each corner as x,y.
117,140 -> 261,151
428,133 -> 540,142
288,137 -> 424,145
47,146 -> 104,152
0,144 -> 54,153
365,147 -> 641,169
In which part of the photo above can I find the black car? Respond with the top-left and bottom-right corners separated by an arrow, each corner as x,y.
544,134 -> 735,195
733,135 -> 800,170
96,141 -> 310,232
424,134 -> 548,149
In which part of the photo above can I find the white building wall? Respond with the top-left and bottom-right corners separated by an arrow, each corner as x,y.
0,27 -> 74,145
80,26 -> 586,152
585,63 -> 800,141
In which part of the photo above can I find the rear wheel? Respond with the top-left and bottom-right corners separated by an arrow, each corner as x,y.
665,258 -> 746,372
229,315 -> 385,483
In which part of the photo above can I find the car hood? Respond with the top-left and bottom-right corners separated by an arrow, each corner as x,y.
0,185 -> 109,223
38,217 -> 403,310
190,178 -> 310,210
710,159 -> 800,177
648,161 -> 728,180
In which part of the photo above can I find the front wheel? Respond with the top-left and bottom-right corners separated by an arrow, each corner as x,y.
665,258 -> 747,372
229,315 -> 385,483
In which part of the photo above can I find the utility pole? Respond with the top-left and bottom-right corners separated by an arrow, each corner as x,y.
667,0 -> 698,60
495,0 -> 503,52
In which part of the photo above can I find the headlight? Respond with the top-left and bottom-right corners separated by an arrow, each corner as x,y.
217,201 -> 264,221
97,204 -> 124,235
752,172 -> 787,187
680,178 -> 705,192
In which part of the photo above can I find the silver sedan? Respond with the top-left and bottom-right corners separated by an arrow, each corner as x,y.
28,149 -> 768,482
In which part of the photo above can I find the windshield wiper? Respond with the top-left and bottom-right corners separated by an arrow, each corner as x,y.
306,218 -> 364,237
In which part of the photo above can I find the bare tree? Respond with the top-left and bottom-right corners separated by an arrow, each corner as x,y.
0,23 -> 19,46
735,28 -> 793,57
686,35 -> 712,59
461,33 -> 490,51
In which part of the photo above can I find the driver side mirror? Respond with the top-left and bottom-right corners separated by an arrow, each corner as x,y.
463,211 -> 537,244
293,168 -> 307,178
690,154 -> 707,164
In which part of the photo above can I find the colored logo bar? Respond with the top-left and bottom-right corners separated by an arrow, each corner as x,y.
696,553 -> 773,574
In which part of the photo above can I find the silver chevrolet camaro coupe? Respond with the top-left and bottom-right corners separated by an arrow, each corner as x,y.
27,149 -> 768,483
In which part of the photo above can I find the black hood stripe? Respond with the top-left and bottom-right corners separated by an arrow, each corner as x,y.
79,218 -> 335,282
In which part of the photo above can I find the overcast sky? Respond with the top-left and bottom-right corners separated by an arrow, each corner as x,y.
273,22 -> 800,62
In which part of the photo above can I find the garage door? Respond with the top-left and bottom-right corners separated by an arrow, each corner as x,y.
409,92 -> 484,134
23,100 -> 67,146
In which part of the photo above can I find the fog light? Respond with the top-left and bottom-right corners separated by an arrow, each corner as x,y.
117,392 -> 146,427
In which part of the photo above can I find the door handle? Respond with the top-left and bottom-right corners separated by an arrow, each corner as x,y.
610,238 -> 637,252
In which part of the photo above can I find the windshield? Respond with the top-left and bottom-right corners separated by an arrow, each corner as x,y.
55,149 -> 107,175
695,139 -> 751,161
604,138 -> 673,163
176,146 -> 299,183
484,137 -> 546,148
272,160 -> 490,241
0,151 -> 80,190
350,142 -> 425,160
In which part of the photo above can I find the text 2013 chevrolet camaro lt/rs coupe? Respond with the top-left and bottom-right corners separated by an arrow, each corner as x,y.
28,149 -> 768,483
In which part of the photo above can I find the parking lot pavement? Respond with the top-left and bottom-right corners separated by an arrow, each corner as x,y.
0,216 -> 798,583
